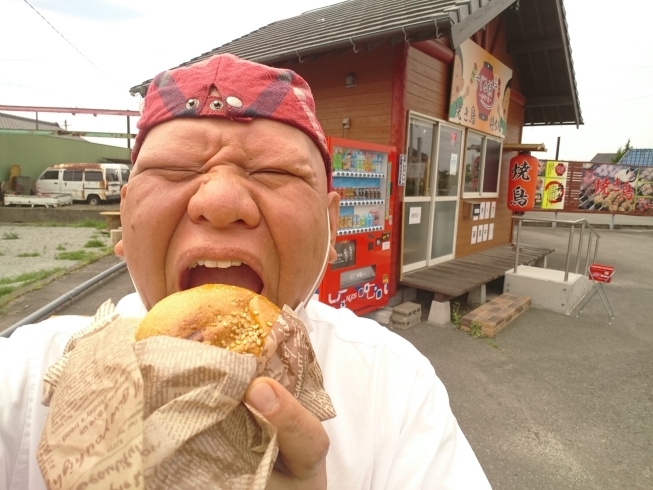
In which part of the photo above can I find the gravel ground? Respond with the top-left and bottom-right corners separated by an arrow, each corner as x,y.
0,225 -> 111,283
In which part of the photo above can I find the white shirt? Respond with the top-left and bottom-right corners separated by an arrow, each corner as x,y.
0,294 -> 491,489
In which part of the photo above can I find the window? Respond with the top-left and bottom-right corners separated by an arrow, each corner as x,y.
483,138 -> 502,194
41,170 -> 58,180
106,169 -> 119,182
63,170 -> 83,181
435,127 -> 463,197
463,131 -> 503,197
85,170 -> 102,182
405,119 -> 433,197
121,169 -> 130,183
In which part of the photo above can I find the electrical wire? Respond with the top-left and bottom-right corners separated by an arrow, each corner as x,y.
21,0 -> 125,91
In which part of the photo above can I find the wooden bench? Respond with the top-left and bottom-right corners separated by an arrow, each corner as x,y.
100,211 -> 121,231
400,243 -> 554,303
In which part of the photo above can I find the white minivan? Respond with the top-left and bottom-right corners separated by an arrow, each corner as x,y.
36,163 -> 130,205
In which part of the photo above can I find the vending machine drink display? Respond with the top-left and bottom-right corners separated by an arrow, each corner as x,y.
319,138 -> 396,315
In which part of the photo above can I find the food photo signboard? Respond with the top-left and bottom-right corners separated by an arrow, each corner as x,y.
535,161 -> 568,210
448,39 -> 513,139
577,164 -> 653,215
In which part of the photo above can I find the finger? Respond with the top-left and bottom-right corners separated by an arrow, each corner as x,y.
245,377 -> 329,480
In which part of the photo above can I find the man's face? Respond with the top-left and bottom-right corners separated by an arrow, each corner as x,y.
118,118 -> 339,310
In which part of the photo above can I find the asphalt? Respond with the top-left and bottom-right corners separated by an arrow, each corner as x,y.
1,227 -> 651,490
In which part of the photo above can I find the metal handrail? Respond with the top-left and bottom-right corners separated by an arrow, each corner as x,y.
512,216 -> 601,281
0,261 -> 127,338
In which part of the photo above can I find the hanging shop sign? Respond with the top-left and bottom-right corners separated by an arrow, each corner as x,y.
448,39 -> 513,139
507,152 -> 538,211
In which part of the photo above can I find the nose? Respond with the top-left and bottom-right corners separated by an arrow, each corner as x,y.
187,169 -> 261,229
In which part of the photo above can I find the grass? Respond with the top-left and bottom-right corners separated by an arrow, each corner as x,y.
56,244 -> 67,251
2,232 -> 19,240
0,268 -> 63,286
84,238 -> 105,248
56,250 -> 100,261
26,219 -> 106,230
55,247 -> 113,263
0,268 -> 63,298
451,302 -> 462,329
485,339 -> 499,349
469,321 -> 484,338
17,252 -> 40,257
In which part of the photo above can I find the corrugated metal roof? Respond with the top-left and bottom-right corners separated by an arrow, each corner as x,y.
130,0 -> 582,127
621,149 -> 653,167
0,112 -> 62,131
0,112 -> 84,140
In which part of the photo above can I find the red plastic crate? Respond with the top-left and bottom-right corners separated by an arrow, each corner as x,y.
588,264 -> 615,283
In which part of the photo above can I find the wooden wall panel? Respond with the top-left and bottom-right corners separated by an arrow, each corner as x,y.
288,44 -> 396,145
404,47 -> 451,121
454,21 -> 526,259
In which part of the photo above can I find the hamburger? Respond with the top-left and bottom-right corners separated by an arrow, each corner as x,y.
135,284 -> 280,357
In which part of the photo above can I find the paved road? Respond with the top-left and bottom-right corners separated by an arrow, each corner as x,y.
1,228 -> 651,489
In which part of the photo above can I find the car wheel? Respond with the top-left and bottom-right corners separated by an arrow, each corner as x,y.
87,195 -> 101,206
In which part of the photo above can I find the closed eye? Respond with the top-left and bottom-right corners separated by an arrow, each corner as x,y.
136,167 -> 200,184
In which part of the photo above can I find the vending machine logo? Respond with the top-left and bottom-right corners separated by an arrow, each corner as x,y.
327,281 -> 389,309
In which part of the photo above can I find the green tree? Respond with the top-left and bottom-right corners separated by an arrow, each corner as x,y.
611,138 -> 632,163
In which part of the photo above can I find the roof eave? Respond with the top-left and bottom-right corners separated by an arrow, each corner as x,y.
129,14 -> 455,97
554,0 -> 582,127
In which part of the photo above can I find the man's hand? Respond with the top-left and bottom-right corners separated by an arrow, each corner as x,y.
246,377 -> 329,490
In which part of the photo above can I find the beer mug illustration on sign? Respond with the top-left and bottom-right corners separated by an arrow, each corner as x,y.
476,61 -> 496,121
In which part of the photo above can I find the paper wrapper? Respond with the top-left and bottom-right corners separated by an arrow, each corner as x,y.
37,300 -> 336,490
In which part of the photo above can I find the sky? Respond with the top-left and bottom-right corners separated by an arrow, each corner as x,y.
1,0 -> 652,160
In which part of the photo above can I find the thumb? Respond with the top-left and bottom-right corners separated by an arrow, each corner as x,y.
246,378 -> 329,480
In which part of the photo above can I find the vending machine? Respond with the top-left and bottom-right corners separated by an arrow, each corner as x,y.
318,137 -> 396,315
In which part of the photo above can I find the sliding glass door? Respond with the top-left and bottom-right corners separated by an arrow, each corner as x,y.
402,115 -> 464,274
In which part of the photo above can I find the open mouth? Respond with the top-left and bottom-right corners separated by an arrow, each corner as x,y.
181,260 -> 264,294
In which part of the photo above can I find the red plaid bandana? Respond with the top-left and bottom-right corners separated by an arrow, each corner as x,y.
132,54 -> 331,187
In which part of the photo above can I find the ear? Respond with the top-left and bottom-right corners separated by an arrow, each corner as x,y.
114,239 -> 124,257
115,184 -> 128,258
326,191 -> 340,263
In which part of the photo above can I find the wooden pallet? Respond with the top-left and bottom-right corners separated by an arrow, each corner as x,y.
461,293 -> 531,338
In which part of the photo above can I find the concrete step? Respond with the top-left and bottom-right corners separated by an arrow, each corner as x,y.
504,265 -> 593,314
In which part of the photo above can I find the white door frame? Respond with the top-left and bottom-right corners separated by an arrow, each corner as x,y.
427,122 -> 464,266
401,113 -> 465,274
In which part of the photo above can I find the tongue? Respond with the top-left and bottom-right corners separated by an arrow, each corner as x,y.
188,264 -> 263,293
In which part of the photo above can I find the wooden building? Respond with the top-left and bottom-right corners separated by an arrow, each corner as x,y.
131,0 -> 582,304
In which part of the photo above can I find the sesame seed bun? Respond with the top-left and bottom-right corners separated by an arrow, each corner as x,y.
135,284 -> 280,357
